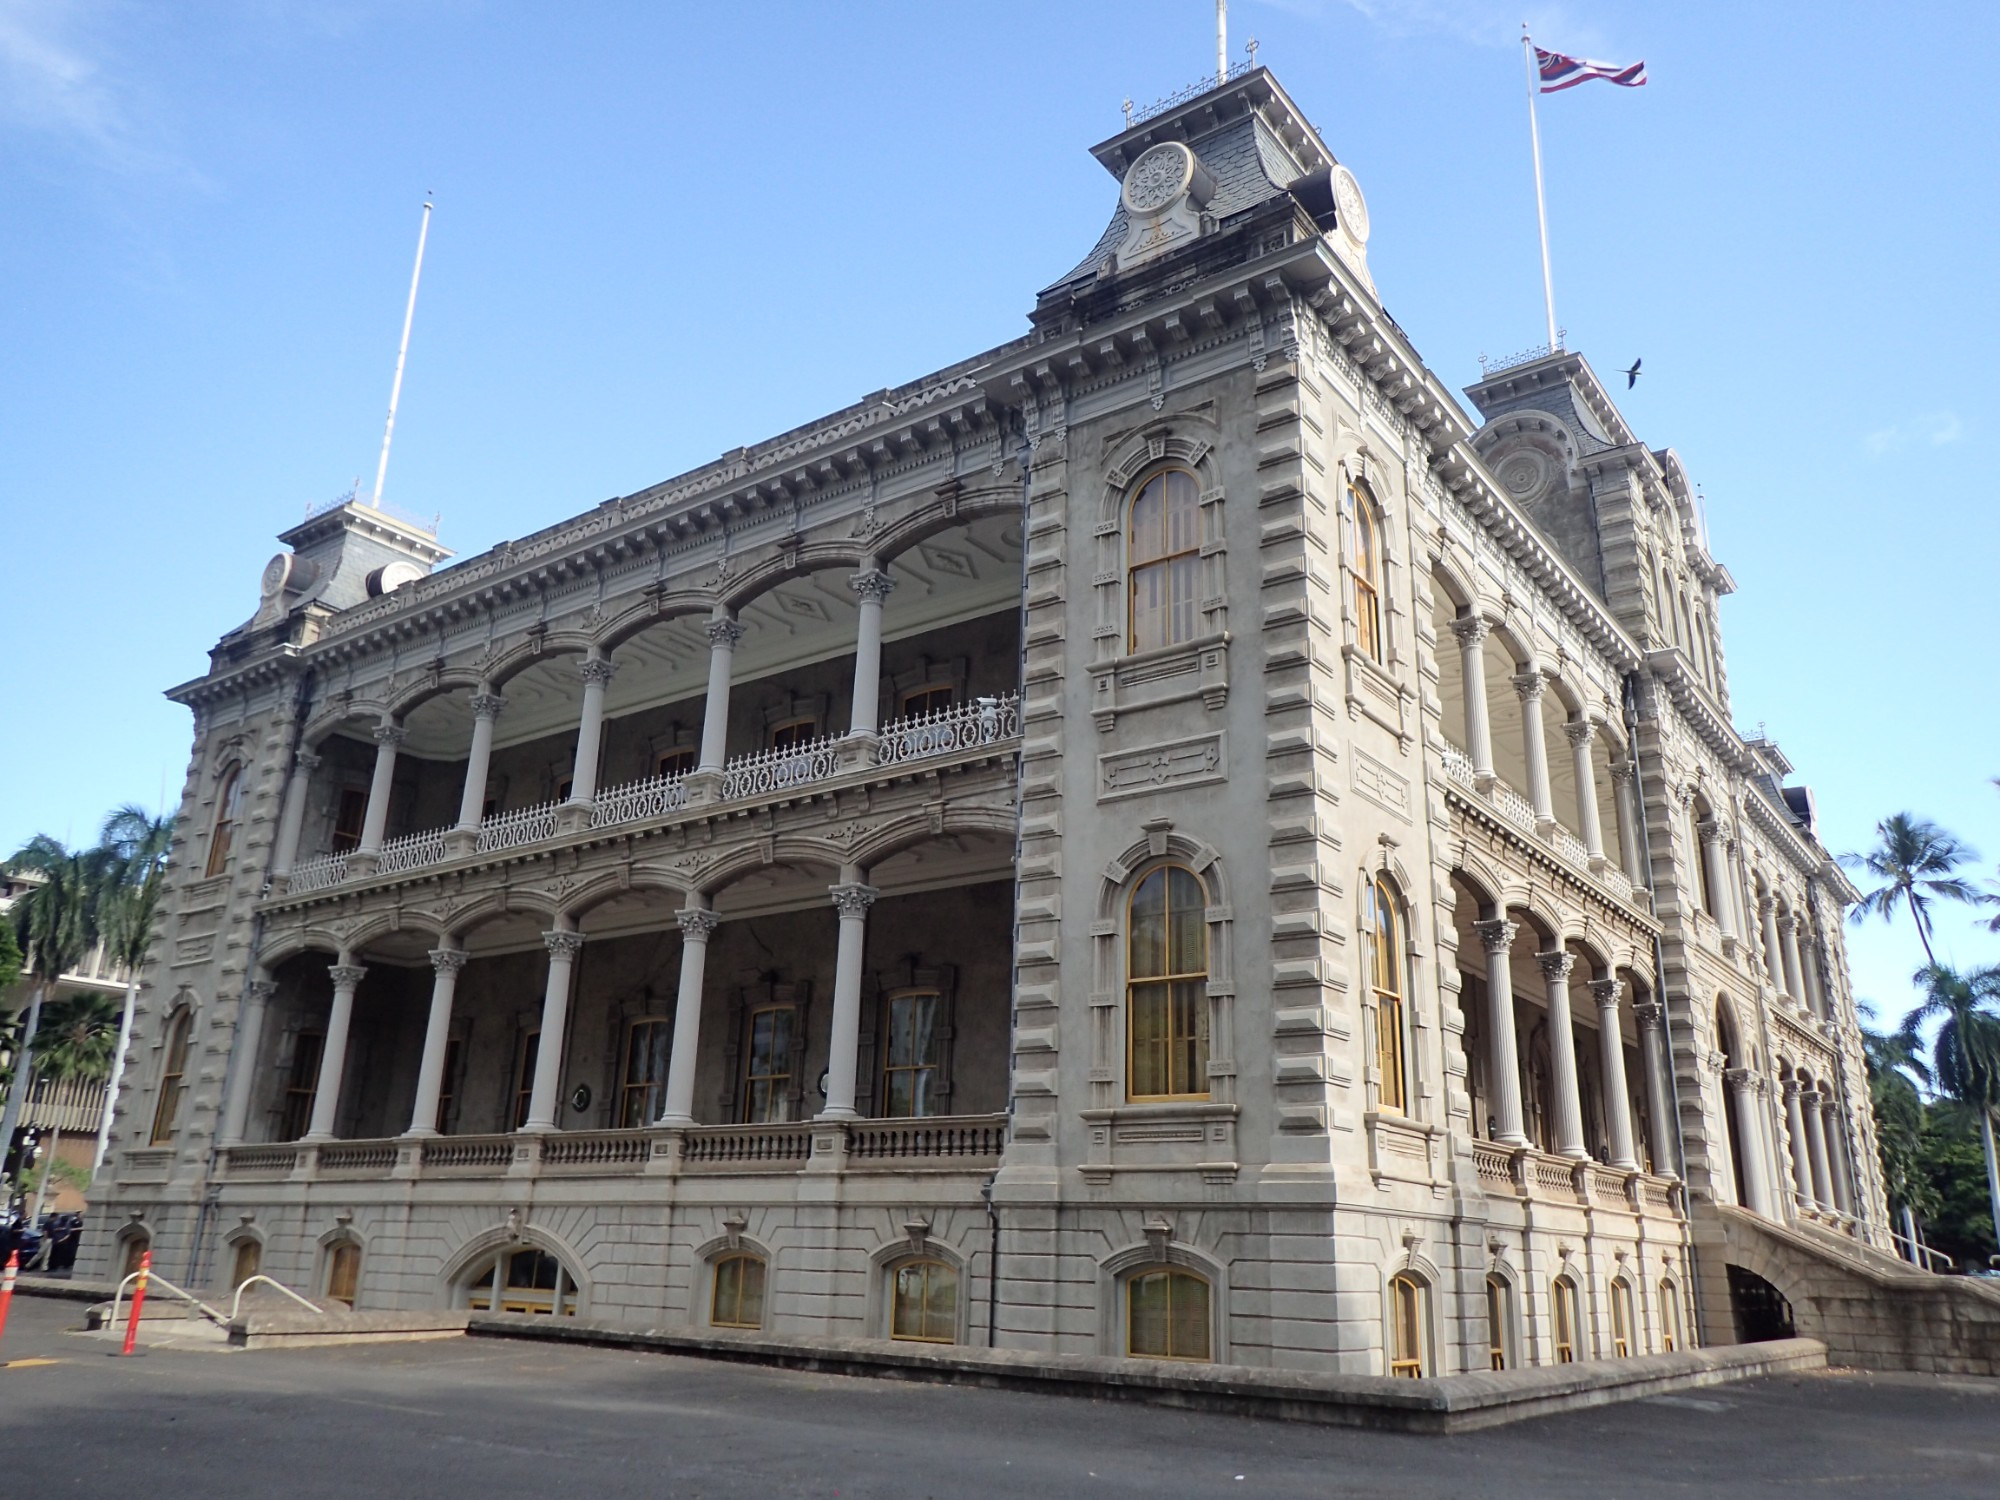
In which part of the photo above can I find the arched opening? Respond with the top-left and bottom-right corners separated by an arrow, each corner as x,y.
1658,1278 -> 1684,1352
1609,1278 -> 1636,1357
1126,1266 -> 1212,1362
149,1009 -> 194,1145
324,1241 -> 362,1308
462,1245 -> 579,1317
205,764 -> 244,877
1726,1265 -> 1795,1343
1128,469 -> 1200,652
1349,479 -> 1385,661
1550,1274 -> 1581,1363
1387,1271 -> 1428,1377
1485,1273 -> 1516,1370
1364,872 -> 1410,1115
1718,1001 -> 1750,1207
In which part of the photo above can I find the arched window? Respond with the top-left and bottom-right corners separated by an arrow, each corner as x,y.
1127,469 -> 1200,652
230,1238 -> 263,1293
1127,865 -> 1209,1101
1366,874 -> 1409,1114
1485,1274 -> 1515,1370
325,1242 -> 361,1308
120,1234 -> 151,1280
149,1010 -> 193,1145
1350,481 -> 1385,661
889,1258 -> 958,1344
1127,1267 -> 1211,1362
1609,1279 -> 1635,1357
1658,1279 -> 1682,1352
1550,1275 -> 1580,1363
205,764 -> 244,877
463,1247 -> 576,1317
711,1253 -> 767,1330
1388,1272 -> 1427,1378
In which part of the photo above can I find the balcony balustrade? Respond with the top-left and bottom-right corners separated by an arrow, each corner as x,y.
1467,1137 -> 1683,1219
1439,738 -> 1640,906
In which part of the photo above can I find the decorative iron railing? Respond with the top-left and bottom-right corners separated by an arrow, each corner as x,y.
720,735 -> 842,802
287,852 -> 349,894
873,695 -> 1021,768
589,772 -> 689,830
376,825 -> 448,875
476,799 -> 562,855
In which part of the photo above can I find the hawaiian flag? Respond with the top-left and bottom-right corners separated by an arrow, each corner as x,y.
1535,47 -> 1647,93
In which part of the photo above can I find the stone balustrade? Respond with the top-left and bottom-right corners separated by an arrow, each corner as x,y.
1465,1137 -> 1683,1219
1437,738 -> 1642,906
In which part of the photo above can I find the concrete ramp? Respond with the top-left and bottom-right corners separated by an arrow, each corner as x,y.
1713,1205 -> 2000,1375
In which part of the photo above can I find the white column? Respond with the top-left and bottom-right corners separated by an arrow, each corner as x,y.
1802,1090 -> 1835,1211
1452,617 -> 1496,783
218,976 -> 277,1146
1515,671 -> 1556,830
271,750 -> 319,879
1590,979 -> 1638,1169
304,958 -> 365,1142
1475,920 -> 1529,1146
818,876 -> 876,1121
356,721 -> 405,856
566,655 -> 618,806
1800,934 -> 1828,1021
455,691 -> 505,831
1824,1099 -> 1856,1214
847,568 -> 896,737
1565,721 -> 1607,864
1783,1078 -> 1814,1207
1779,915 -> 1806,1006
697,618 -> 744,774
407,948 -> 467,1137
1760,898 -> 1785,990
1698,821 -> 1735,939
1727,1068 -> 1776,1216
523,929 -> 584,1132
1538,951 -> 1588,1159
657,905 -> 718,1126
1634,1000 -> 1677,1175
1610,761 -> 1645,888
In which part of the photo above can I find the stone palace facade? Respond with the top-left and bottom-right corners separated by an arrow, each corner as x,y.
83,67 -> 1890,1375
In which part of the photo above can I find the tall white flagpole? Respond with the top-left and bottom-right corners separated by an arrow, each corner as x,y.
370,196 -> 434,511
1217,0 -> 1228,85
1521,28 -> 1559,351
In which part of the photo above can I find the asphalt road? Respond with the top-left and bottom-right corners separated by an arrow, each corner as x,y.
2,1295 -> 1997,1499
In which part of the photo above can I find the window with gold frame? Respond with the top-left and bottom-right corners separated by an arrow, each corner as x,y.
325,1242 -> 361,1308
1349,480 -> 1385,662
120,1235 -> 150,1279
710,1253 -> 767,1330
1657,1279 -> 1681,1353
1366,873 -> 1409,1115
1610,1278 -> 1635,1357
230,1237 -> 263,1293
889,1258 -> 958,1344
741,1005 -> 796,1123
619,1018 -> 673,1128
1126,865 -> 1209,1101
205,765 -> 244,877
1126,468 -> 1201,652
1551,1274 -> 1580,1363
1126,1267 -> 1211,1362
278,1030 -> 323,1142
149,1010 -> 193,1144
1485,1274 -> 1514,1370
463,1247 -> 577,1317
879,989 -> 944,1118
1388,1272 -> 1427,1378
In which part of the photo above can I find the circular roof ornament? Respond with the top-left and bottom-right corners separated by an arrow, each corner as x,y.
1122,142 -> 1196,217
367,560 -> 426,596
1332,165 -> 1370,244
260,553 -> 294,599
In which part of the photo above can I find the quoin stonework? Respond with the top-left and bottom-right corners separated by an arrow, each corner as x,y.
86,68 -> 1950,1375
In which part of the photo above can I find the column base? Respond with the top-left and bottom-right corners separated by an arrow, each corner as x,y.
558,802 -> 596,834
345,851 -> 381,877
399,1127 -> 439,1140
446,828 -> 480,858
683,770 -> 724,807
815,1106 -> 859,1122
837,732 -> 879,771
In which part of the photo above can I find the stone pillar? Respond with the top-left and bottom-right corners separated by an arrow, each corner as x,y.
847,567 -> 896,738
407,948 -> 468,1137
1783,1078 -> 1815,1208
566,654 -> 618,807
1474,920 -> 1529,1147
1779,915 -> 1806,1006
1800,935 -> 1827,1021
657,906 -> 718,1127
455,691 -> 506,832
1634,1000 -> 1677,1174
218,976 -> 277,1147
304,959 -> 365,1142
1566,721 -> 1607,865
1451,617 -> 1496,783
271,750 -> 319,880
1802,1091 -> 1835,1211
523,930 -> 584,1132
1590,979 -> 1638,1169
1610,761 -> 1645,888
1698,821 -> 1735,940
356,721 -> 405,858
1759,898 -> 1785,990
1824,1099 -> 1856,1214
1726,1068 -> 1776,1217
1727,835 -> 1753,944
1538,951 -> 1588,1159
818,876 -> 876,1121
1515,671 -> 1556,831
695,617 -> 745,777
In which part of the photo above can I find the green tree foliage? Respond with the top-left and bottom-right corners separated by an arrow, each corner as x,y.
1860,1006 -> 1938,1221
0,920 -> 21,994
1912,1104 -> 1999,1268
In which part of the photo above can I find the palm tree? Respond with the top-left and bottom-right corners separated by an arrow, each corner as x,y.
1900,963 -> 2000,1261
0,837 -> 105,1199
1842,814 -> 1981,967
92,806 -> 174,1172
23,993 -> 120,1231
1860,1004 -> 1938,1256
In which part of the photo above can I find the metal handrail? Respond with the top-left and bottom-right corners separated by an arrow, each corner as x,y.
228,1274 -> 322,1322
110,1269 -> 228,1329
1890,1229 -> 1956,1274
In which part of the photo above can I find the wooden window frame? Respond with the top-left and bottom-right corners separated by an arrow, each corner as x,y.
740,1003 -> 798,1124
150,1009 -> 193,1144
465,1248 -> 576,1317
1610,1278 -> 1635,1358
512,1028 -> 541,1131
710,1253 -> 767,1330
229,1237 -> 263,1293
656,747 -> 697,778
889,1257 -> 959,1345
205,764 -> 244,878
1125,468 -> 1202,654
1125,864 -> 1211,1103
278,1029 -> 323,1142
768,716 -> 819,750
325,1242 -> 361,1308
1658,1280 -> 1681,1353
1368,874 -> 1409,1115
878,987 -> 946,1120
1551,1275 -> 1580,1363
619,1017 -> 673,1129
1486,1274 -> 1513,1371
1125,1266 -> 1213,1363
330,785 -> 369,854
1388,1272 -> 1426,1378
1349,480 -> 1385,663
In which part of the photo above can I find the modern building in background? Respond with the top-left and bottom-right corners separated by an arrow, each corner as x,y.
83,67 -> 1902,1370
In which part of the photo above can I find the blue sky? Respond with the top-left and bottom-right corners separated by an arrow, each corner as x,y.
2,1 -> 1994,1021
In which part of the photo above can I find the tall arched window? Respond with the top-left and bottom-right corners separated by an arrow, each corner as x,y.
1127,1267 -> 1211,1361
1127,469 -> 1200,652
1350,481 -> 1385,661
1658,1279 -> 1682,1352
205,764 -> 244,877
149,1010 -> 193,1145
1609,1278 -> 1635,1357
1366,874 -> 1409,1114
1128,865 -> 1209,1101
1551,1274 -> 1581,1363
1388,1272 -> 1427,1378
711,1253 -> 767,1329
1485,1274 -> 1515,1370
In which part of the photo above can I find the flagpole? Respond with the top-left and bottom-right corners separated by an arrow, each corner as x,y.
1521,27 -> 1559,351
370,196 -> 433,512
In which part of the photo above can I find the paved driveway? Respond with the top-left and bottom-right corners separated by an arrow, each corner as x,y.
2,1296 -> 1996,1498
